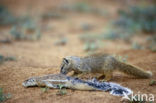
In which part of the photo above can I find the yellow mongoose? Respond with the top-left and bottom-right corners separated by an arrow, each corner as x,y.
60,54 -> 152,81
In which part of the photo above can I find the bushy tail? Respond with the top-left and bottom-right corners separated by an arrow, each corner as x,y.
116,62 -> 152,78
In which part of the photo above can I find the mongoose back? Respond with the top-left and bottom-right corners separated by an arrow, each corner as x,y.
60,54 -> 152,81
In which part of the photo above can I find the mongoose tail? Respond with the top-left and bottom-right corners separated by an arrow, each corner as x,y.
117,62 -> 152,78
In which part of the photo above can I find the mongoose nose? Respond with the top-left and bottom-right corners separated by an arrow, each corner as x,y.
61,71 -> 67,75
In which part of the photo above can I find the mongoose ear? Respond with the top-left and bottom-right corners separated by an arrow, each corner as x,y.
63,58 -> 69,64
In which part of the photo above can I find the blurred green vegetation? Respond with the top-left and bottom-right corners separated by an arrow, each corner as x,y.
80,23 -> 94,31
10,16 -> 41,41
103,5 -> 156,40
0,5 -> 41,41
68,2 -> 92,13
0,3 -> 156,52
0,55 -> 16,64
131,42 -> 144,50
149,80 -> 156,86
146,35 -> 156,52
113,54 -> 128,63
56,84 -> 67,96
115,6 -> 156,33
41,12 -> 64,20
79,34 -> 103,52
54,37 -> 68,46
40,87 -> 49,93
80,4 -> 156,52
114,5 -> 156,51
59,2 -> 109,16
0,6 -> 17,25
0,88 -> 11,102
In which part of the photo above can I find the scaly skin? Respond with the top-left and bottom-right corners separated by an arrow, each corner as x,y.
22,74 -> 132,96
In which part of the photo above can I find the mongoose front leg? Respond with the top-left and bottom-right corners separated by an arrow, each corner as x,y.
102,71 -> 113,82
71,71 -> 84,78
71,72 -> 79,76
98,75 -> 105,80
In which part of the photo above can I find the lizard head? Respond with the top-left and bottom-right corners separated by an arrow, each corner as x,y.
60,57 -> 73,75
22,77 -> 37,87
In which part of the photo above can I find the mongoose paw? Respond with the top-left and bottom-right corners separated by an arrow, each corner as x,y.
98,75 -> 105,80
101,78 -> 112,82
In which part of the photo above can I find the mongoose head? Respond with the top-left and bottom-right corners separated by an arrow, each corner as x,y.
22,77 -> 37,87
60,57 -> 73,75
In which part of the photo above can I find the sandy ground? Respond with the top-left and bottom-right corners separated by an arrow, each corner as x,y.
0,0 -> 156,103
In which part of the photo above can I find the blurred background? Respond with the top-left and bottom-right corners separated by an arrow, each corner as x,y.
0,0 -> 156,54
0,0 -> 156,103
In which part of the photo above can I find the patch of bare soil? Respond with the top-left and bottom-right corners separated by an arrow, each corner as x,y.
0,0 -> 156,103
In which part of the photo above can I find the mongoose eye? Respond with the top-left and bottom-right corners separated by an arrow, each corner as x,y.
63,58 -> 69,64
